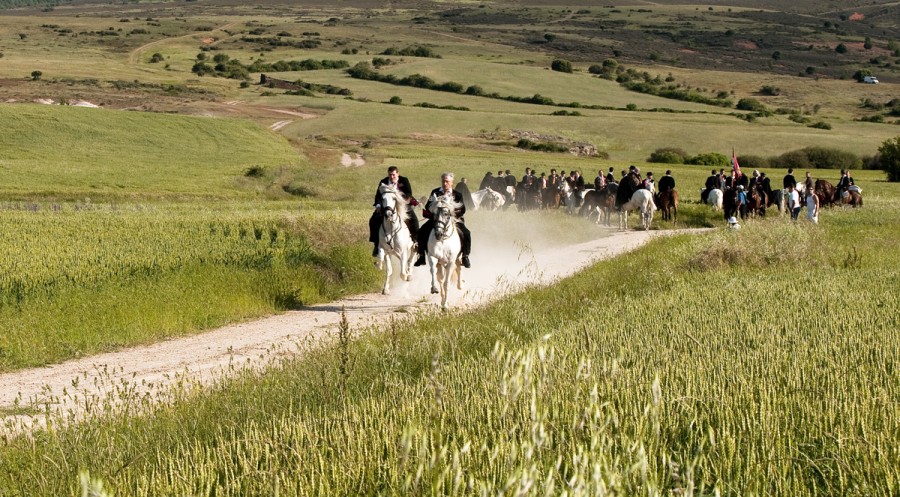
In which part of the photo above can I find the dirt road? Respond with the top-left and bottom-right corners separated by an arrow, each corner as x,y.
0,228 -> 689,433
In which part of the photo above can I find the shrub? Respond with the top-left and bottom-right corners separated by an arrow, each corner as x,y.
772,150 -> 812,169
30,70 -> 42,81
648,147 -> 688,164
736,98 -> 767,112
737,155 -> 769,170
551,59 -> 573,73
808,121 -> 831,130
149,52 -> 164,63
835,43 -> 848,54
388,96 -> 402,105
588,64 -> 603,75
686,152 -> 729,167
878,136 -> 900,181
244,165 -> 266,178
759,85 -> 780,96
799,147 -> 860,169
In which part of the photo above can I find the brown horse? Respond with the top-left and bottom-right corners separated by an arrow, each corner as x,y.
654,189 -> 678,224
542,185 -> 561,209
816,179 -> 863,208
746,189 -> 765,217
580,187 -> 616,225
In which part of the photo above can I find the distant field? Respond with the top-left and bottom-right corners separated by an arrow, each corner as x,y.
0,104 -> 301,197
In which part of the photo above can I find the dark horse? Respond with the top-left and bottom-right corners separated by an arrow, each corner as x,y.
723,187 -> 739,221
815,179 -> 862,208
580,186 -> 616,225
654,189 -> 678,224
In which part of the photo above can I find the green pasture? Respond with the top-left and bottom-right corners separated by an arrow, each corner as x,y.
0,104 -> 300,197
1,193 -> 897,496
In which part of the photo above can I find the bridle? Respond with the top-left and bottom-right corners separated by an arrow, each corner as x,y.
432,201 -> 456,241
380,191 -> 404,249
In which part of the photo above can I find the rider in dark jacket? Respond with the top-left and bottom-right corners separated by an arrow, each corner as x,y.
414,172 -> 472,268
369,165 -> 419,257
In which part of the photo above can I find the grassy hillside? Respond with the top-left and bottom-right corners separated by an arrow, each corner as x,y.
0,104 -> 300,197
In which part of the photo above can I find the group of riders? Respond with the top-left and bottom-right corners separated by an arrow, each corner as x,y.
475,165 -> 677,213
701,166 -> 859,221
368,166 -> 472,269
368,163 -> 861,269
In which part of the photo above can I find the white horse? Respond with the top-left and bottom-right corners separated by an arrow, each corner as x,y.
471,187 -> 505,211
375,184 -> 415,295
558,181 -> 582,214
704,188 -> 724,211
618,189 -> 656,230
426,194 -> 463,310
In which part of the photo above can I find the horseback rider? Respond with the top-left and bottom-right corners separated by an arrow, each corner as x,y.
605,166 -> 615,184
658,170 -> 675,194
783,168 -> 797,190
478,171 -> 493,191
594,169 -> 606,191
642,172 -> 656,193
702,169 -> 717,203
414,172 -> 472,268
836,169 -> 855,195
369,165 -> 419,257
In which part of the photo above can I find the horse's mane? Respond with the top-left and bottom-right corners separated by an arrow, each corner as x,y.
429,193 -> 463,217
379,184 -> 409,224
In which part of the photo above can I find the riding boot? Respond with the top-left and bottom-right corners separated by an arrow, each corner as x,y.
414,253 -> 426,266
372,245 -> 379,257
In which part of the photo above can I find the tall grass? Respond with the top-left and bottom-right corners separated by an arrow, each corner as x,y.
0,206 -> 896,495
0,201 -> 379,371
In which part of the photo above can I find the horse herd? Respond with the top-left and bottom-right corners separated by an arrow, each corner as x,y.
702,178 -> 862,220
376,175 -> 862,310
467,174 -> 675,231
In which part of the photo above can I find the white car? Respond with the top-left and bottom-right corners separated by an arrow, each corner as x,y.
863,76 -> 879,84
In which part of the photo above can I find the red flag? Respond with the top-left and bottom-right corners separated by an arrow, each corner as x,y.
732,148 -> 743,178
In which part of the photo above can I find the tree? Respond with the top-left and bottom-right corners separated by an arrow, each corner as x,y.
879,136 -> 900,182
388,96 -> 402,105
30,70 -> 42,81
551,59 -> 572,73
835,43 -> 848,54
543,33 -> 556,43
864,37 -> 873,50
149,52 -> 164,63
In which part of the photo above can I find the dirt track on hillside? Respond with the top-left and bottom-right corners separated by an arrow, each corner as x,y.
0,227 -> 702,434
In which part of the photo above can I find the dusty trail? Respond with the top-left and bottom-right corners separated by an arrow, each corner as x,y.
0,228 -> 699,433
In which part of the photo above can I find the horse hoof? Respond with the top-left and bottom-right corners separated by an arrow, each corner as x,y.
382,289 -> 390,296
431,288 -> 439,294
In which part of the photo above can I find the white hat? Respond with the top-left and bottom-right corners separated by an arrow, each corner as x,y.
728,216 -> 738,224
737,185 -> 744,190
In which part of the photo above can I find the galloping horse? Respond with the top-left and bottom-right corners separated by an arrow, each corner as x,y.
376,184 -> 415,295
816,179 -> 862,208
427,194 -> 464,310
619,189 -> 656,230
655,189 -> 678,224
471,187 -> 505,211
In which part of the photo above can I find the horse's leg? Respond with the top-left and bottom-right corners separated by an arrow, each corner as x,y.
455,256 -> 463,290
382,253 -> 393,295
429,256 -> 440,294
440,262 -> 451,310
